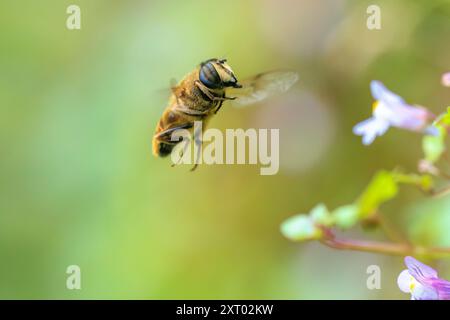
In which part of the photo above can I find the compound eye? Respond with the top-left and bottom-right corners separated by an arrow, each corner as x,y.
199,62 -> 222,89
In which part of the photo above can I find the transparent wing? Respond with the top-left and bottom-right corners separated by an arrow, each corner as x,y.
229,71 -> 299,107
155,78 -> 178,99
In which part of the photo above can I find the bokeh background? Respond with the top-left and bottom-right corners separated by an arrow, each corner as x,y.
1,0 -> 449,299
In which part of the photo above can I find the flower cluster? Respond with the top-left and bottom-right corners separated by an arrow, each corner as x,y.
353,81 -> 436,145
281,73 -> 450,300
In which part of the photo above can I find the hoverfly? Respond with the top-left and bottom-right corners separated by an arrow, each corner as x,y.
152,58 -> 298,170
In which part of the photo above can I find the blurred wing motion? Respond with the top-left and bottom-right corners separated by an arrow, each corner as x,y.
229,71 -> 299,107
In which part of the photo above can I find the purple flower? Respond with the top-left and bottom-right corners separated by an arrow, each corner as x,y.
353,81 -> 435,145
442,72 -> 450,87
397,256 -> 450,300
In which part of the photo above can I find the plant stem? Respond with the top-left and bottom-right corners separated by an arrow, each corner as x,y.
430,184 -> 450,198
320,231 -> 450,258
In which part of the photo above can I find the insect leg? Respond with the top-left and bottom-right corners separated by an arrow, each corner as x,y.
214,101 -> 224,114
171,138 -> 191,167
195,80 -> 237,102
153,123 -> 193,157
194,80 -> 216,101
190,123 -> 203,172
214,94 -> 237,114
213,95 -> 237,101
190,139 -> 201,171
153,123 -> 193,140
173,105 -> 210,118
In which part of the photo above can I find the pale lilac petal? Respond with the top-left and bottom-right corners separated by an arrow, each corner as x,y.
405,256 -> 438,282
431,279 -> 450,300
397,269 -> 413,293
370,80 -> 405,107
412,283 -> 439,300
397,269 -> 439,300
353,117 -> 390,145
392,106 -> 430,131
424,125 -> 440,136
372,100 -> 397,121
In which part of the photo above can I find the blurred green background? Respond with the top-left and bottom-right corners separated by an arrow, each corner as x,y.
0,0 -> 449,299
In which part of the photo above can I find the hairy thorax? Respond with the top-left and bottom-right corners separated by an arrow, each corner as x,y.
173,69 -> 224,112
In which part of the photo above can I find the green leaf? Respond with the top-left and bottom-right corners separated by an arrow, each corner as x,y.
422,125 -> 446,164
393,172 -> 434,192
423,107 -> 450,163
332,204 -> 359,229
435,107 -> 450,126
418,175 -> 433,192
309,203 -> 333,227
357,171 -> 398,218
280,214 -> 322,241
